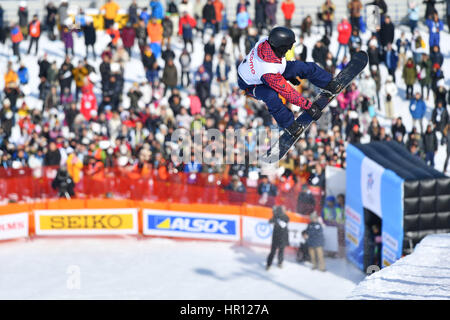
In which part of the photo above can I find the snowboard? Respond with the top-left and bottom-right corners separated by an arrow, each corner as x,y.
263,51 -> 369,163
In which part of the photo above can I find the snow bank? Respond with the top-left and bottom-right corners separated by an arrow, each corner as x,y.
348,234 -> 450,300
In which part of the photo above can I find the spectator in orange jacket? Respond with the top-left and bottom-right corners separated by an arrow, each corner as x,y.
66,150 -> 83,184
100,0 -> 120,29
213,0 -> 224,32
27,14 -> 41,55
336,17 -> 352,62
106,23 -> 121,51
147,17 -> 163,44
4,62 -> 19,88
281,0 -> 295,28
147,17 -> 163,58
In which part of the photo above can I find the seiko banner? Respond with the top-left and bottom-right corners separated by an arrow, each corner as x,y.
34,209 -> 139,235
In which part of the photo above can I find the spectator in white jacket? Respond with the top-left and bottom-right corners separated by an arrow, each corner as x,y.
384,75 -> 398,119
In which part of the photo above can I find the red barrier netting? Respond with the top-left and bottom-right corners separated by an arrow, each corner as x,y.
0,166 -> 324,214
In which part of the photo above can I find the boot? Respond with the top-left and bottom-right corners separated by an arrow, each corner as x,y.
285,121 -> 303,137
306,103 -> 322,121
324,78 -> 341,94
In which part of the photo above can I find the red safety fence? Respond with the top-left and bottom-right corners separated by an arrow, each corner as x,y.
0,166 -> 324,214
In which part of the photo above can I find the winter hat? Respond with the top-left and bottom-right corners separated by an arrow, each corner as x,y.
433,63 -> 440,69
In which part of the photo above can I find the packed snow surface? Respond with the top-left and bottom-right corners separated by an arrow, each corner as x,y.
0,237 -> 365,299
349,234 -> 450,300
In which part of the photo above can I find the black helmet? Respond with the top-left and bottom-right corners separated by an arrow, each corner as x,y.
268,27 -> 295,58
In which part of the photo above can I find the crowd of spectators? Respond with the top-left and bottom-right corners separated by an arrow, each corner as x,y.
0,0 -> 449,215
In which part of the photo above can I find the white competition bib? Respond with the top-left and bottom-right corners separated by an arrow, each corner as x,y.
238,37 -> 287,85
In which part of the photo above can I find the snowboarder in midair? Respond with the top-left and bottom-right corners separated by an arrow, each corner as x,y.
237,26 -> 338,137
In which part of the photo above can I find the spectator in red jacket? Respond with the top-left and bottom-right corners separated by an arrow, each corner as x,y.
281,0 -> 295,28
27,14 -> 41,55
213,0 -> 224,33
336,17 -> 352,63
179,11 -> 197,52
121,22 -> 136,56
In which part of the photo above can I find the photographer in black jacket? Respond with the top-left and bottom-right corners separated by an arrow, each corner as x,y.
266,205 -> 290,270
52,166 -> 75,198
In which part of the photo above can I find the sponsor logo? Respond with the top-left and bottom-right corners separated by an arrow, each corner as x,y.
254,222 -> 272,239
345,206 -> 361,225
382,246 -> 397,263
382,259 -> 391,268
0,213 -> 28,240
0,221 -> 26,232
346,232 -> 359,246
382,231 -> 399,252
149,215 -> 236,235
39,214 -> 134,230
249,50 -> 256,74
345,220 -> 360,238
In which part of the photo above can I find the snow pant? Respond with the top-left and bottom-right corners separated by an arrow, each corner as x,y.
425,151 -> 435,167
284,18 -> 292,28
336,44 -> 348,62
202,22 -> 215,42
412,118 -> 424,134
218,80 -> 229,97
65,46 -> 74,56
324,20 -> 333,37
12,42 -> 21,58
238,75 -> 294,129
397,52 -> 406,70
388,68 -> 396,83
406,85 -> 414,99
27,36 -> 39,55
421,83 -> 430,100
409,19 -> 418,33
350,16 -> 360,32
267,242 -> 285,267
181,71 -> 190,87
237,61 -> 331,129
183,38 -> 193,52
86,44 -> 96,59
308,246 -> 326,271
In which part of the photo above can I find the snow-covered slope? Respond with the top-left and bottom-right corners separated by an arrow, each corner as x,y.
0,238 -> 365,299
348,234 -> 450,300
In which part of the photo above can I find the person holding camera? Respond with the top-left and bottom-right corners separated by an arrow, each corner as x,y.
266,205 -> 290,270
52,166 -> 75,198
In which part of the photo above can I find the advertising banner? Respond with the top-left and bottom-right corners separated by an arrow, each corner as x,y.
361,157 -> 385,218
0,213 -> 29,241
325,166 -> 346,198
34,209 -> 138,235
242,216 -> 338,251
143,209 -> 240,241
